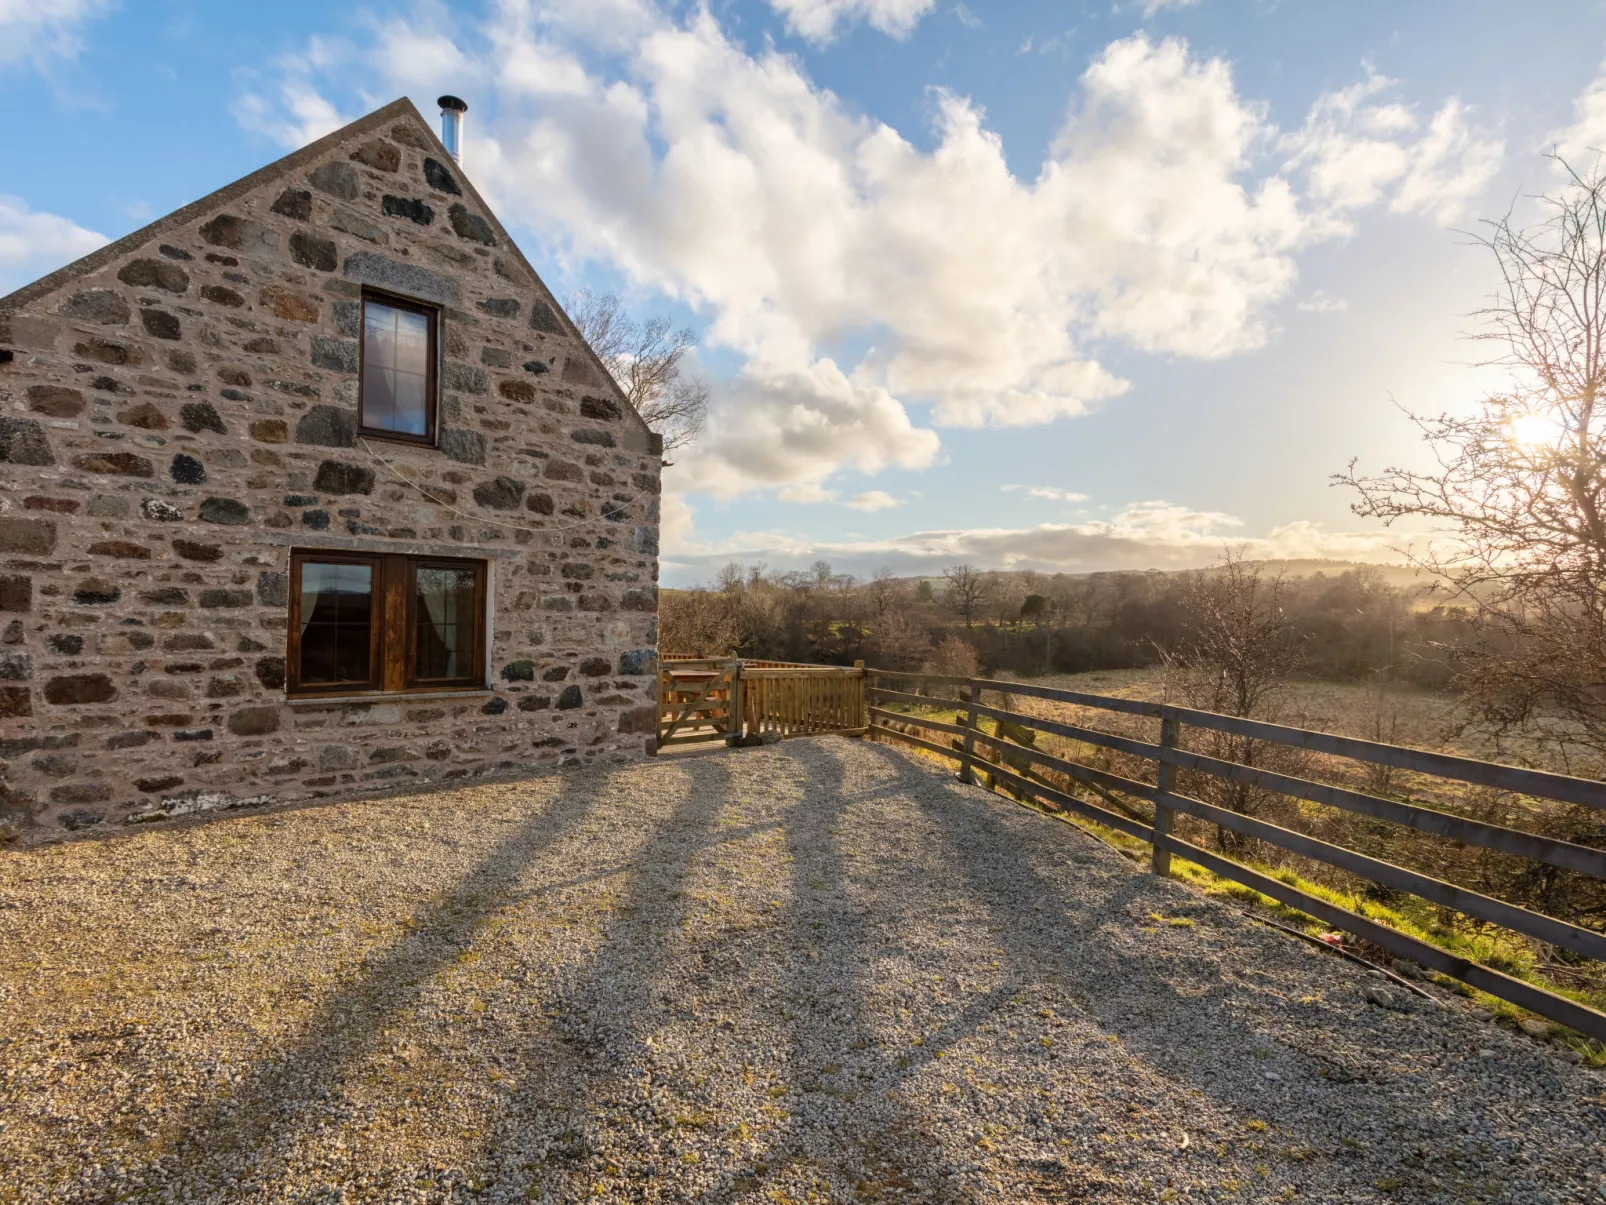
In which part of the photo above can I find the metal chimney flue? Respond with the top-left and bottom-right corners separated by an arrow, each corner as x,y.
438,95 -> 467,161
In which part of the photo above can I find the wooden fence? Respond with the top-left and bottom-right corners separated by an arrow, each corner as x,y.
657,659 -> 867,749
865,668 -> 1606,1042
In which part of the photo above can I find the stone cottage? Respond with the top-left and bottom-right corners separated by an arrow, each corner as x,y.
0,97 -> 662,841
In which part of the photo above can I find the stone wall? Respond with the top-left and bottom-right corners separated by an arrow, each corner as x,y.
0,101 -> 661,842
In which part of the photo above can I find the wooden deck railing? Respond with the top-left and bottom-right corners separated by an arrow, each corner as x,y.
657,658 -> 866,749
864,668 -> 1606,1042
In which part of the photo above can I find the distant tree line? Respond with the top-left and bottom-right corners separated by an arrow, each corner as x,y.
659,557 -> 1471,691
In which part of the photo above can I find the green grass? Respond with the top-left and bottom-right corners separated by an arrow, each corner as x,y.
871,698 -> 1606,1064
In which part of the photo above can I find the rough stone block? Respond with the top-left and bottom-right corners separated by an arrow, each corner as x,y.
0,418 -> 54,466
228,706 -> 281,736
0,519 -> 56,555
44,674 -> 116,705
60,289 -> 130,324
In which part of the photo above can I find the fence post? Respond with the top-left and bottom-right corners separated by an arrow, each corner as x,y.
853,660 -> 866,731
1151,706 -> 1179,875
958,679 -> 980,783
725,660 -> 744,748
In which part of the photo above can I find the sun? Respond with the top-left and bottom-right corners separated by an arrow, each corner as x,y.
1507,411 -> 1566,451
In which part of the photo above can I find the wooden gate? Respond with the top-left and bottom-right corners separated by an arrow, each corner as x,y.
657,659 -> 867,749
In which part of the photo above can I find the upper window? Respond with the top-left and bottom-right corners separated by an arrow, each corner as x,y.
360,292 -> 437,442
288,551 -> 485,696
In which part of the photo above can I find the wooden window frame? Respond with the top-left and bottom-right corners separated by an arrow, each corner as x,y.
357,289 -> 440,447
287,551 -> 486,698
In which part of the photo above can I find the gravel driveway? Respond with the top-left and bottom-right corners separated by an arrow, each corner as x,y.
1,736 -> 1601,1204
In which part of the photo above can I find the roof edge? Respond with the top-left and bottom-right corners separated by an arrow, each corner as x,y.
0,97 -> 421,324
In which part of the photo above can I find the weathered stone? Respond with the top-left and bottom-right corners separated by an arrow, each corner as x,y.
382,195 -> 434,226
555,684 -> 583,710
329,207 -> 387,245
199,213 -> 278,255
167,349 -> 198,374
0,418 -> 55,466
481,696 -> 509,715
352,138 -> 402,172
74,451 -> 154,477
250,419 -> 288,443
172,538 -> 222,562
423,157 -> 462,195
517,695 -> 551,712
313,461 -> 375,495
581,395 -> 623,422
243,336 -> 278,354
341,252 -> 460,305
61,289 -> 131,324
86,496 -> 129,518
56,804 -> 107,825
572,428 -> 617,448
0,651 -> 31,680
520,492 -> 554,516
72,578 -> 120,605
255,657 -> 286,689
621,589 -> 656,612
0,519 -> 56,555
135,776 -> 185,794
617,705 -> 657,735
289,230 -> 338,271
500,660 -> 536,682
0,686 -> 31,718
199,588 -> 253,608
46,634 -> 81,656
601,501 -> 630,523
308,160 -> 360,199
301,509 -> 331,531
544,459 -> 583,483
618,648 -> 658,676
228,706 -> 280,736
139,587 -> 189,605
524,359 -> 550,374
170,453 -> 206,484
260,284 -> 320,322
73,337 -> 137,365
270,187 -> 313,220
0,576 -> 33,613
529,299 -> 565,335
27,385 -> 85,418
310,337 -> 358,373
140,309 -> 182,340
88,540 -> 150,560
499,380 -> 536,403
172,728 -> 213,741
117,258 -> 189,294
448,204 -> 496,245
439,428 -> 486,465
180,401 -> 226,434
477,298 -> 520,320
443,363 -> 487,394
472,476 -> 525,510
199,497 -> 250,525
578,657 -> 611,677
256,571 -> 288,607
118,401 -> 169,429
44,674 -> 116,705
200,284 -> 245,307
105,730 -> 158,750
158,244 -> 192,260
541,665 -> 570,682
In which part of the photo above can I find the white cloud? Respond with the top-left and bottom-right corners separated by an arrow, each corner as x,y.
662,499 -> 1401,581
1283,71 -> 1503,230
232,8 -> 1502,518
0,0 -> 114,68
1001,485 -> 1089,502
1137,0 -> 1200,17
1296,291 -> 1347,313
1551,55 -> 1606,169
767,0 -> 935,44
846,489 -> 901,510
0,196 -> 106,294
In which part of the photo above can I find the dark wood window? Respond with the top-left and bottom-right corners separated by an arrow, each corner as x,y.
359,292 -> 437,443
288,552 -> 485,696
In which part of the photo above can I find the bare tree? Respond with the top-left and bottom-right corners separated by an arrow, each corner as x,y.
941,563 -> 991,628
568,289 -> 709,455
1339,159 -> 1606,769
866,566 -> 900,618
1162,554 -> 1306,857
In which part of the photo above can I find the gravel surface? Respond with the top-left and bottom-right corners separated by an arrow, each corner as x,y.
2,736 -> 1602,1204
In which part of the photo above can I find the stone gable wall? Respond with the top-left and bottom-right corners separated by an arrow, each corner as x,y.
0,113 -> 661,842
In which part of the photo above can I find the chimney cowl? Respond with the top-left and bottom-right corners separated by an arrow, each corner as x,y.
437,95 -> 467,162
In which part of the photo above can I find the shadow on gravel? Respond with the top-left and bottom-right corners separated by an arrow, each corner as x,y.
466,750 -> 740,1196
862,740 -> 1587,1197
71,766 -> 615,1203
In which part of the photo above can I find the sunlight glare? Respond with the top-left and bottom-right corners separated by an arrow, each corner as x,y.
1507,411 -> 1566,451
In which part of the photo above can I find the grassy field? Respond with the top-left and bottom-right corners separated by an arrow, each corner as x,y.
870,669 -> 1606,1061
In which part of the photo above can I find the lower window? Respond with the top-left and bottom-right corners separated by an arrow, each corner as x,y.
288,551 -> 486,695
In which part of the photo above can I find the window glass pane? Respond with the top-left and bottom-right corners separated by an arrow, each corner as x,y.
298,562 -> 373,685
362,301 -> 431,435
414,566 -> 477,680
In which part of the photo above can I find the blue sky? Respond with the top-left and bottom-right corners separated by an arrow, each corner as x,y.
5,0 -> 1606,585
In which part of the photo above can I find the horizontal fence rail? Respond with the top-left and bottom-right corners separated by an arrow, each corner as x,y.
864,668 -> 1606,1043
658,658 -> 867,750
